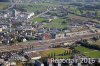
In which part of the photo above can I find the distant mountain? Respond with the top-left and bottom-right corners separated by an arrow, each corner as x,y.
0,0 -> 100,2
0,0 -> 9,2
55,0 -> 100,2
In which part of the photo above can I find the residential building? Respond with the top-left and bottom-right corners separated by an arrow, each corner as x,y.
15,12 -> 34,20
0,27 -> 2,32
34,60 -> 44,66
24,51 -> 41,60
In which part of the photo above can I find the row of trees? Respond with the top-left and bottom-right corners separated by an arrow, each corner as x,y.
48,48 -> 79,59
77,39 -> 100,50
68,3 -> 100,19
48,50 -> 72,58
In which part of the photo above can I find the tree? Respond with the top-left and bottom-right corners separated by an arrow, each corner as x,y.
64,50 -> 67,55
92,36 -> 99,42
50,53 -> 53,58
54,52 -> 56,59
48,53 -> 51,58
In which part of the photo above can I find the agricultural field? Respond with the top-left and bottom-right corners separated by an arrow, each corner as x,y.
23,4 -> 48,12
75,46 -> 100,58
44,22 -> 67,28
44,18 -> 67,28
0,3 -> 9,10
68,13 -> 100,23
67,3 -> 100,23
68,6 -> 81,15
21,2 -> 59,13
32,17 -> 46,23
51,19 -> 66,23
34,2 -> 59,7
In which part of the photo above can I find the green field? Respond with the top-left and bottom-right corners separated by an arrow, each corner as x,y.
39,48 -> 71,58
34,2 -> 59,7
51,19 -> 66,22
32,17 -> 46,22
84,50 -> 100,58
21,2 -> 59,12
75,46 -> 92,53
75,46 -> 100,58
44,18 -> 67,28
0,3 -> 8,10
68,13 -> 100,23
44,22 -> 67,28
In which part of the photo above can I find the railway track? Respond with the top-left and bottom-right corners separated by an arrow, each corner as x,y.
0,32 -> 100,53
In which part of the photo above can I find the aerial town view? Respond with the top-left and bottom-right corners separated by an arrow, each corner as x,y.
0,0 -> 100,66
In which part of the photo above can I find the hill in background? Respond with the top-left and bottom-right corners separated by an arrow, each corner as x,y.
0,0 -> 100,2
0,0 -> 9,2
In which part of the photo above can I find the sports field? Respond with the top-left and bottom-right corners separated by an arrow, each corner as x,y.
39,48 -> 71,58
